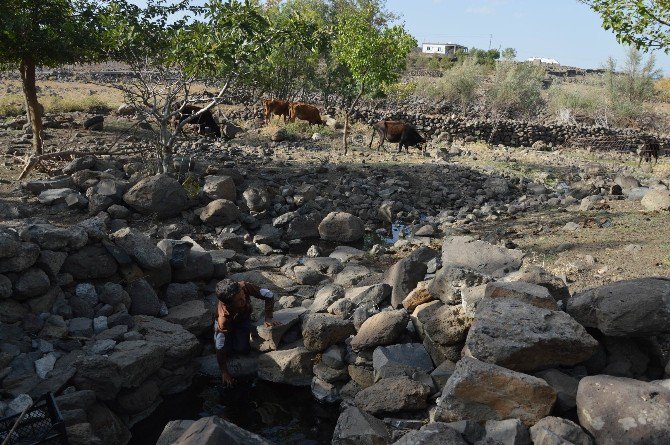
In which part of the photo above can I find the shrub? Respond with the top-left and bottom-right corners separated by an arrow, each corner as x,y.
487,61 -> 545,118
655,77 -> 670,102
413,58 -> 485,106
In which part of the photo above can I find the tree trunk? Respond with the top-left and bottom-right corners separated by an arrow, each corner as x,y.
342,84 -> 365,155
20,58 -> 43,156
159,121 -> 172,174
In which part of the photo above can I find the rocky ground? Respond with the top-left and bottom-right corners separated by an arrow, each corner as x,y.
1,108 -> 670,445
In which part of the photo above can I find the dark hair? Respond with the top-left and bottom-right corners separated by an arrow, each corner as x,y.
216,279 -> 240,304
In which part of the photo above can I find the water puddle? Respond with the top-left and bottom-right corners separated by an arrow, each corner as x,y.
130,377 -> 338,445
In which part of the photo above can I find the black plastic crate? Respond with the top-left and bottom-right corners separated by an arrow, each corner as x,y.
0,393 -> 68,445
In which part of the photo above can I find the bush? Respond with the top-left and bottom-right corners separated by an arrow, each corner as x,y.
413,58 -> 485,106
0,94 -> 24,117
655,77 -> 670,102
487,61 -> 545,118
547,81 -> 610,124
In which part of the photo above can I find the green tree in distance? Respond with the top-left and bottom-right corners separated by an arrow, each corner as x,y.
0,0 -> 105,156
580,0 -> 670,52
333,5 -> 416,154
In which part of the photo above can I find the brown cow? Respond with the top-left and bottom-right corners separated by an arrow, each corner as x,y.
289,102 -> 324,125
263,99 -> 290,125
369,120 -> 426,154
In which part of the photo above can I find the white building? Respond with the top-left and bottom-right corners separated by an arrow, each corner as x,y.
421,42 -> 468,56
526,57 -> 560,65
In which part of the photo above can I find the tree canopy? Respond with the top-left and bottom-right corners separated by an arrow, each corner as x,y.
581,0 -> 670,52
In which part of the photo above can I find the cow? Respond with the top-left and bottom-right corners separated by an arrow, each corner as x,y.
369,120 -> 426,154
174,104 -> 221,138
638,137 -> 661,169
289,102 -> 324,125
263,99 -> 291,125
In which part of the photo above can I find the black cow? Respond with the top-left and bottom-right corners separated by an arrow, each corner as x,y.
638,137 -> 661,169
369,120 -> 426,154
176,104 -> 221,138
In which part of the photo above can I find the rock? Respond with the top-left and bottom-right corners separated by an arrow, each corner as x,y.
126,278 -> 161,316
393,423 -> 468,445
109,340 -> 164,387
346,284 -> 392,309
615,175 -> 640,190
0,274 -> 11,299
252,307 -> 306,351
501,265 -> 570,303
257,346 -> 315,386
164,282 -> 199,308
110,228 -> 167,270
311,377 -> 341,403
329,246 -> 366,262
483,281 -> 558,310
350,309 -> 409,351
427,266 -> 490,305
72,355 -> 123,400
159,238 -> 213,282
481,419 -> 531,445
348,364 -> 375,388
310,284 -> 345,313
200,199 -> 239,226
134,316 -> 201,369
164,300 -> 211,336
441,236 -> 524,278
530,417 -> 593,445
7,394 -> 33,416
465,298 -> 598,372
284,214 -> 321,240
434,357 -> 556,427
164,416 -> 271,445
372,343 -> 434,381
68,317 -> 93,337
123,175 -> 188,219
35,353 -> 57,379
14,268 -> 50,300
567,278 -> 670,336
117,380 -> 160,415
355,376 -> 431,415
62,245 -> 118,280
332,406 -> 390,445
243,187 -> 271,212
23,177 -> 74,195
535,369 -> 579,413
402,285 -> 434,312
302,313 -> 356,352
577,376 -> 670,445
318,212 -> 364,243
20,224 -> 88,251
0,242 -> 40,273
37,188 -> 80,205
203,175 -> 236,201
271,128 -> 287,142
385,258 -> 428,308
416,301 -> 471,349
641,189 -> 670,211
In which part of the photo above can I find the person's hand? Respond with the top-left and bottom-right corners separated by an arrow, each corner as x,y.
264,318 -> 282,328
222,371 -> 235,387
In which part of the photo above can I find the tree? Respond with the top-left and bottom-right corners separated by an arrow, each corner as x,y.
333,5 -> 416,154
104,0 -> 275,173
0,0 -> 105,156
580,0 -> 670,52
501,47 -> 517,61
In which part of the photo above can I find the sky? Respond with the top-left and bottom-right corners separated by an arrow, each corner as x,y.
386,0 -> 670,75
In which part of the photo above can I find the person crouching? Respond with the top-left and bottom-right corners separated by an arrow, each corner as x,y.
214,279 -> 282,386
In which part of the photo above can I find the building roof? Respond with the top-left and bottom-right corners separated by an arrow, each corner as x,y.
422,42 -> 467,47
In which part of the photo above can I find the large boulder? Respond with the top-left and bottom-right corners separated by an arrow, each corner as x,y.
163,300 -> 211,336
126,278 -> 161,316
427,266 -> 490,305
567,278 -> 670,336
200,199 -> 239,226
434,357 -> 556,427
441,236 -> 524,278
318,212 -> 364,243
641,189 -> 670,212
350,309 -> 409,351
123,175 -> 188,219
483,281 -> 558,310
242,187 -> 271,212
0,242 -> 40,273
385,258 -> 427,308
14,268 -> 50,300
257,346 -> 315,386
416,302 -> 472,350
301,313 -> 356,352
577,375 -> 670,445
133,316 -> 201,369
158,238 -> 214,282
465,298 -> 598,372
355,376 -> 431,415
332,406 -> 389,445
20,224 -> 88,251
501,265 -> 571,303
